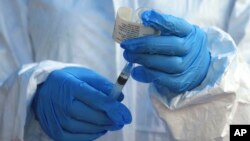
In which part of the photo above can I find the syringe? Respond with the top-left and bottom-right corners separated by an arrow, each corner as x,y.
110,62 -> 134,99
110,7 -> 157,100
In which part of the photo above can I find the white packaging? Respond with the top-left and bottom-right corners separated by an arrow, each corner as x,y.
112,7 -> 160,43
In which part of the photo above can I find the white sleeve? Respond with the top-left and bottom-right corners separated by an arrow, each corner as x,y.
0,1 -> 34,140
0,60 -> 81,141
225,0 -> 250,130
227,0 -> 250,65
150,27 -> 244,141
150,1 -> 250,140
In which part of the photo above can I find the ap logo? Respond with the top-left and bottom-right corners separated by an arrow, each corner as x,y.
230,125 -> 250,141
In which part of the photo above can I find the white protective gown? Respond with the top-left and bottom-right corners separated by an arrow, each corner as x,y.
0,0 -> 250,141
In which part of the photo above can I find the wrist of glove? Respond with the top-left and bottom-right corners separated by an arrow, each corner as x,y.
32,67 -> 132,141
121,10 -> 211,98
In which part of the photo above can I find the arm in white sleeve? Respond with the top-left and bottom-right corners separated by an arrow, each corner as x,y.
226,0 -> 250,126
150,1 -> 250,140
0,60 -> 83,141
0,1 -> 85,140
0,1 -> 34,140
150,27 -> 241,141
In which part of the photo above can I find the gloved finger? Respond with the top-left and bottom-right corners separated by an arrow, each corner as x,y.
141,10 -> 193,37
59,131 -> 106,141
131,66 -> 184,92
131,66 -> 156,83
116,92 -> 124,102
131,52 -> 209,94
60,117 -> 107,134
62,67 -> 113,96
120,35 -> 191,56
105,102 -> 132,126
70,79 -> 132,125
68,100 -> 113,125
63,67 -> 125,101
124,51 -> 187,74
132,66 -> 185,90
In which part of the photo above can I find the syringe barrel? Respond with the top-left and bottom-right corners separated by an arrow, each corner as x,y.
110,83 -> 123,99
110,63 -> 133,99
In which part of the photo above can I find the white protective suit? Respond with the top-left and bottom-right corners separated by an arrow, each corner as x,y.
0,0 -> 250,141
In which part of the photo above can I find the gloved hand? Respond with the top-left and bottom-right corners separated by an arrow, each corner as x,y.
121,10 -> 210,96
32,67 -> 132,141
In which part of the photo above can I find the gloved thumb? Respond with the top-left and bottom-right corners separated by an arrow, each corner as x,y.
141,10 -> 193,37
105,102 -> 132,126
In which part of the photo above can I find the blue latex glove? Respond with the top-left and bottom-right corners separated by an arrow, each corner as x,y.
121,10 -> 210,96
32,67 -> 132,141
